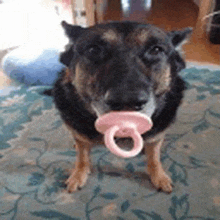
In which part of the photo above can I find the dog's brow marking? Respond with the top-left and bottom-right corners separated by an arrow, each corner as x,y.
137,29 -> 149,45
127,28 -> 149,46
102,30 -> 120,43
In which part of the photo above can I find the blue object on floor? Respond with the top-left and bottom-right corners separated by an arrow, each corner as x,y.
2,45 -> 65,86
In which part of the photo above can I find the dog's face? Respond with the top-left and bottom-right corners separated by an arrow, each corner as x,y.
60,21 -> 191,119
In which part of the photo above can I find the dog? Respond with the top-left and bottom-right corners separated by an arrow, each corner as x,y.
48,21 -> 192,193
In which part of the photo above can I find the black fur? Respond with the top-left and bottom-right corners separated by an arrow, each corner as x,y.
52,71 -> 185,140
143,76 -> 186,138
48,21 -> 191,141
53,73 -> 100,139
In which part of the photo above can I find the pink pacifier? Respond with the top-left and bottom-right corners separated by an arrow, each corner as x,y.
95,111 -> 153,158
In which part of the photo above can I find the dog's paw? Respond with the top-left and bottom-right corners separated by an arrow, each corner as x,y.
65,167 -> 91,193
149,170 -> 173,193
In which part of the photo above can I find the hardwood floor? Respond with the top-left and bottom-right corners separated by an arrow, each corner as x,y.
104,0 -> 220,65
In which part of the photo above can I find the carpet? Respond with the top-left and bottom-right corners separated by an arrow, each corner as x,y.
0,64 -> 220,220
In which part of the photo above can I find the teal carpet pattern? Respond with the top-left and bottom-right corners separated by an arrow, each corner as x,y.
0,65 -> 220,219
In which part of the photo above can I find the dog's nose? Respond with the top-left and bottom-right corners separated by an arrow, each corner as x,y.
105,90 -> 149,111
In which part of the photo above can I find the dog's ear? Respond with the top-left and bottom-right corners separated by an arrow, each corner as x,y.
168,27 -> 192,49
169,50 -> 186,73
61,21 -> 85,41
60,21 -> 85,66
168,28 -> 192,72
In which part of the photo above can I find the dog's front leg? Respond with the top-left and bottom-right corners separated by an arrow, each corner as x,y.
145,135 -> 173,193
66,138 -> 92,192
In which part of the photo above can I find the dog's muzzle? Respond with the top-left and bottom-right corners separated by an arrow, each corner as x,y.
91,90 -> 156,119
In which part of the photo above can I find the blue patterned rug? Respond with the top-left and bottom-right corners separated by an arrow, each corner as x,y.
0,64 -> 220,220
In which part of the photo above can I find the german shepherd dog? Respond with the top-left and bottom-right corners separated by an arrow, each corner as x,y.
49,21 -> 191,193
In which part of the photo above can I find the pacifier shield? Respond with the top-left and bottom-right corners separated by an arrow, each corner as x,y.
95,111 -> 153,158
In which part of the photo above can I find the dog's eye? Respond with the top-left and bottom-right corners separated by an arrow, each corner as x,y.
85,45 -> 105,62
88,45 -> 102,56
149,46 -> 164,55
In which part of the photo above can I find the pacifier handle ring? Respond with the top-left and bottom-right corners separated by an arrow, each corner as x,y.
104,125 -> 143,158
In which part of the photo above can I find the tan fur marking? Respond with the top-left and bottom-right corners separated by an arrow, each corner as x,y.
126,28 -> 149,47
102,30 -> 120,44
74,63 -> 86,93
62,68 -> 72,84
136,28 -> 149,45
64,124 -> 102,192
155,66 -> 171,95
145,133 -> 173,193
64,124 -> 93,192
74,63 -> 98,99
65,138 -> 92,192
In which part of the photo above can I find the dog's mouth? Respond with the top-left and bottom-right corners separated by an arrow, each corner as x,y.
91,92 -> 156,120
